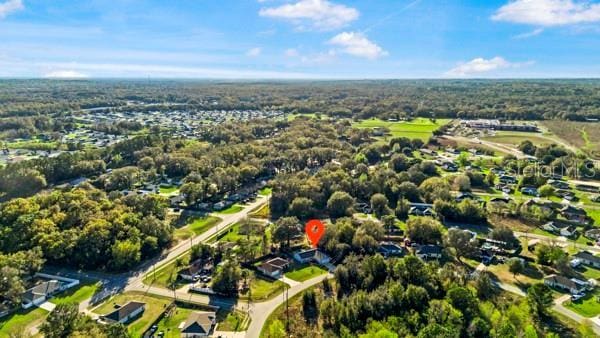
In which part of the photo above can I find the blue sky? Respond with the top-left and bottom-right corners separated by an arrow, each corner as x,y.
1,0 -> 600,78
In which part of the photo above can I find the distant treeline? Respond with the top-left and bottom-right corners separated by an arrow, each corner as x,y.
1,80 -> 600,123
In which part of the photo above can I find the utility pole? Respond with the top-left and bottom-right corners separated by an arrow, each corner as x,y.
285,285 -> 290,333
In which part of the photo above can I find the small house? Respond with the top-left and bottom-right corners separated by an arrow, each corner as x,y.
293,248 -> 331,265
542,221 -> 577,238
180,311 -> 217,337
257,257 -> 290,278
415,245 -> 442,260
544,275 -> 588,295
560,205 -> 589,224
21,280 -> 63,309
100,301 -> 145,324
585,229 -> 600,241
573,251 -> 600,269
378,242 -> 407,257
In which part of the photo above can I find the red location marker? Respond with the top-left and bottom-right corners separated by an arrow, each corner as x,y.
305,219 -> 325,248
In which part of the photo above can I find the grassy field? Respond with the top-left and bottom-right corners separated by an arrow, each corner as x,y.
565,289 -> 600,318
216,204 -> 244,215
159,185 -> 179,195
174,215 -> 221,241
486,261 -> 544,292
249,204 -> 270,219
216,310 -> 249,331
543,120 -> 600,158
0,307 -> 48,338
51,281 -> 101,305
143,252 -> 191,289
240,273 -> 287,302
353,118 -> 451,142
284,264 -> 327,282
92,292 -> 172,338
481,131 -> 551,147
217,220 -> 265,243
258,187 -> 272,196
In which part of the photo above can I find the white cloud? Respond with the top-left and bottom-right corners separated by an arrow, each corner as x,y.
0,0 -> 24,19
44,70 -> 89,79
445,57 -> 533,77
259,0 -> 359,31
285,48 -> 299,57
492,0 -> 600,26
513,27 -> 544,38
246,47 -> 262,57
300,50 -> 337,65
328,32 -> 387,60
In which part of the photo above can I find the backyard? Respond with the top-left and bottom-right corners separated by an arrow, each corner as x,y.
92,292 -> 172,338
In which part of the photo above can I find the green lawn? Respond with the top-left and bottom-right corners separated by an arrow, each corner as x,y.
216,310 -> 249,331
51,281 -> 101,305
217,220 -> 265,243
258,187 -> 272,196
159,185 -> 179,195
565,289 -> 600,318
578,266 -> 600,281
216,204 -> 244,215
0,307 -> 48,338
153,306 -> 193,338
92,292 -> 172,338
284,264 -> 327,282
240,273 -> 287,302
353,118 -> 451,142
143,253 -> 191,289
174,216 -> 222,240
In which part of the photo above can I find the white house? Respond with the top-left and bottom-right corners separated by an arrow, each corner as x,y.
293,248 -> 331,265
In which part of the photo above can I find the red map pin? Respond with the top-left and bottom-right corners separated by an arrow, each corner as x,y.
305,219 -> 325,248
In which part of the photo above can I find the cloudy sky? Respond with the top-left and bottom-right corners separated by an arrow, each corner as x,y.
1,0 -> 600,78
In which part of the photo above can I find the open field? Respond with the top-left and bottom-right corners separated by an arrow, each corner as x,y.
353,118 -> 451,142
284,264 -> 327,282
543,120 -> 600,158
217,219 -> 266,243
481,131 -> 552,147
92,292 -> 172,338
216,204 -> 244,215
143,252 -> 191,289
240,273 -> 287,302
173,215 -> 221,241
